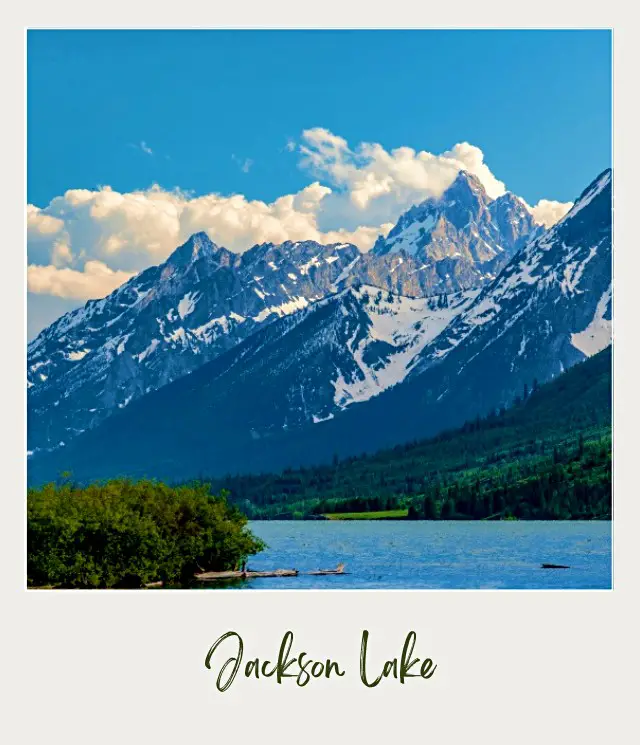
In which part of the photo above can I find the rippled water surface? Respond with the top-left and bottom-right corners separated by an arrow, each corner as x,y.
218,521 -> 612,590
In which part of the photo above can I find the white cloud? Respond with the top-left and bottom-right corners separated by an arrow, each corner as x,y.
529,198 -> 573,228
27,204 -> 64,236
232,155 -> 254,173
28,261 -> 135,300
139,141 -> 153,156
298,128 -> 507,220
293,129 -> 526,237
26,181 -> 387,289
27,128 -> 571,304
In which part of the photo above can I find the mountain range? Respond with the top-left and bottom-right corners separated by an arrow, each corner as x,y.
27,168 -> 612,484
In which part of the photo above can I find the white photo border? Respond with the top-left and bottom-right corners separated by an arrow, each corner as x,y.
3,5 -> 638,743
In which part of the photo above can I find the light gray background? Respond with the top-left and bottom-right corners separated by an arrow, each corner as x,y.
3,4 -> 638,743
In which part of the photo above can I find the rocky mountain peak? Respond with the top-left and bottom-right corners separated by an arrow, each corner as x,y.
361,170 -> 536,298
166,231 -> 226,268
442,169 -> 488,202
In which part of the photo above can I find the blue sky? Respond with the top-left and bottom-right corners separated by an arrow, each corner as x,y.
27,29 -> 611,337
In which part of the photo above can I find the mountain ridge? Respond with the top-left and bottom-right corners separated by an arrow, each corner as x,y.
28,170 -> 540,454
27,168 -> 612,485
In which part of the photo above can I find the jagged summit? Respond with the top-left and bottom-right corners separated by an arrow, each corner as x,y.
442,169 -> 488,201
242,238 -> 358,267
166,231 -> 227,268
359,169 -> 536,298
370,168 -> 525,260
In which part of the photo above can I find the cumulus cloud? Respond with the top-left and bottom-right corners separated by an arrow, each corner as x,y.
529,198 -> 573,228
27,128 -> 571,305
26,180 -> 388,286
27,204 -> 64,236
299,128 -> 507,219
28,261 -> 135,301
294,129 -> 521,236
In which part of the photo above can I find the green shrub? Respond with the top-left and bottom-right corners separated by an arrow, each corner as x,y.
27,479 -> 265,588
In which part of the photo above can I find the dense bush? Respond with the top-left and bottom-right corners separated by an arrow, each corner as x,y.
27,479 -> 265,588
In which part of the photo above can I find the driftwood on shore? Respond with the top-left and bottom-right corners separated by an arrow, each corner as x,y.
194,563 -> 347,582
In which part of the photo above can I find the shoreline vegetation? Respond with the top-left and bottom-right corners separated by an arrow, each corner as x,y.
27,480 -> 264,589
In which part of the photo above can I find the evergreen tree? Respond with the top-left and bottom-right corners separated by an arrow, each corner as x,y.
423,495 -> 438,520
441,499 -> 455,520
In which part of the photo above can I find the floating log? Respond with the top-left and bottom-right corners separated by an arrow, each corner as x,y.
194,568 -> 299,581
194,563 -> 347,581
541,563 -> 570,569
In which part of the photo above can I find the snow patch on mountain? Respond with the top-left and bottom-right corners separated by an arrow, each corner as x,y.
330,256 -> 361,291
332,286 -> 477,409
137,338 -> 160,362
571,285 -> 612,356
178,292 -> 198,319
312,412 -> 335,424
299,255 -> 322,275
116,335 -> 130,354
385,214 -> 437,255
252,296 -> 311,323
66,349 -> 90,361
561,246 -> 596,295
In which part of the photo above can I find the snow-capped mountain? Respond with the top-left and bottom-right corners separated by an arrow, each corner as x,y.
353,170 -> 539,297
27,283 -> 478,481
27,233 -> 360,452
27,168 -> 611,485
27,171 -> 540,455
315,166 -> 613,461
410,168 -> 612,382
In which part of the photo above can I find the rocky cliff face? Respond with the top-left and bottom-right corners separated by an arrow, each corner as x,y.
353,170 -> 539,297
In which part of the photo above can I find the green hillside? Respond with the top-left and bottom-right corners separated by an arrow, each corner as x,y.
207,346 -> 612,520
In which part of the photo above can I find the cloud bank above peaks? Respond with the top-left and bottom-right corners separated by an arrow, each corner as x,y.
27,128 -> 572,304
299,128 -> 507,211
26,182 -> 386,303
298,128 -> 571,231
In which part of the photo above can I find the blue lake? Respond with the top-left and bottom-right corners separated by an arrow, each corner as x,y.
223,520 -> 612,590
